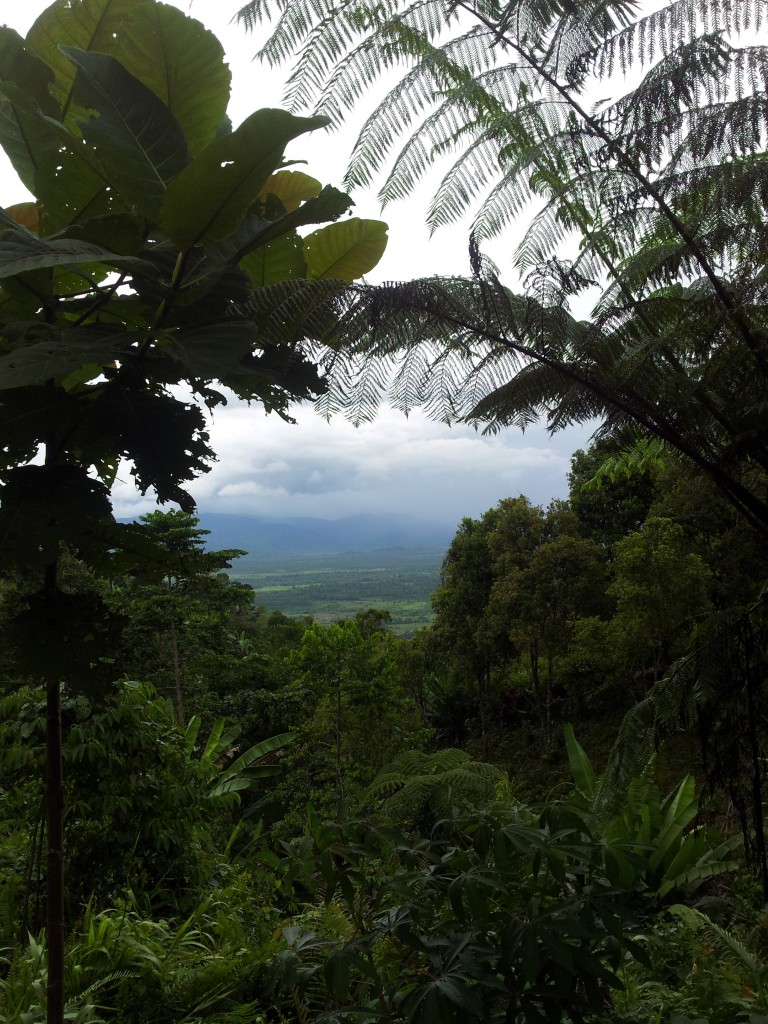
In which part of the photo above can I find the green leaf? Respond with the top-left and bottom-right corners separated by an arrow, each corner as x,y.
261,169 -> 322,211
10,589 -> 123,689
85,382 -> 214,511
0,323 -> 145,389
657,834 -> 704,887
214,729 -> 296,798
648,776 -> 698,871
25,105 -> 119,231
200,718 -> 229,763
0,227 -> 151,278
106,1 -> 230,157
159,108 -> 330,249
564,724 -> 596,801
25,0 -> 146,127
0,464 -> 113,567
324,951 -> 352,999
303,217 -> 388,280
61,46 -> 189,219
0,27 -> 60,192
183,715 -> 202,756
0,387 -> 65,471
185,186 -> 351,292
241,233 -> 307,287
62,212 -> 146,255
157,320 -> 259,383
238,185 -> 354,259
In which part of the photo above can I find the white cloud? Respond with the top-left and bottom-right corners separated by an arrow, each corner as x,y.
121,401 -> 595,525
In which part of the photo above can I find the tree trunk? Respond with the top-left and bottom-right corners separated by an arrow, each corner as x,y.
170,617 -> 184,722
45,566 -> 65,1024
477,657 -> 489,754
743,621 -> 768,898
335,675 -> 344,802
544,654 -> 553,746
529,642 -> 540,698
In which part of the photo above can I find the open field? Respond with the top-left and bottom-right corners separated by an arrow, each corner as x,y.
230,548 -> 444,634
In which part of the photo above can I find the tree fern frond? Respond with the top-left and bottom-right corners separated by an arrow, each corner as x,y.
591,697 -> 658,826
253,0 -> 349,70
588,0 -> 768,79
339,27 -> 503,192
366,747 -> 501,823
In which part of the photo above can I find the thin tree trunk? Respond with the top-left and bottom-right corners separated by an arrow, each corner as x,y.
170,617 -> 184,722
45,564 -> 65,1024
529,643 -> 540,698
477,658 -> 489,754
335,675 -> 345,805
743,621 -> 768,898
22,798 -> 45,940
545,654 -> 553,746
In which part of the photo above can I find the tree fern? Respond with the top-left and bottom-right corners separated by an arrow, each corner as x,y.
234,0 -> 768,535
366,748 -> 502,825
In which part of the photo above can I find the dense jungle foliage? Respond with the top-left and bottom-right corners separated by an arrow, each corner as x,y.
2,450 -> 768,1024
1,0 -> 768,1021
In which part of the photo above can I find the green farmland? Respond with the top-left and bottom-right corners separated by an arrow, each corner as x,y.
230,549 -> 443,634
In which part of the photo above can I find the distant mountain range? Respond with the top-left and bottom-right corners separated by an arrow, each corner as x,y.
192,512 -> 455,561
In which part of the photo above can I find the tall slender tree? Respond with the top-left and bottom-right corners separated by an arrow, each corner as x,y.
0,2 -> 389,1018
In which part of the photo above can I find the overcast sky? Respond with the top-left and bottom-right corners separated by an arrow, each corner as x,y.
1,0 -> 596,526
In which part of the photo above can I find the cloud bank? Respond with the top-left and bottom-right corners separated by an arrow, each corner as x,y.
111,403 -> 594,526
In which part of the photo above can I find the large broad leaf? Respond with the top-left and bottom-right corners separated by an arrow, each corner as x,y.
0,86 -> 123,231
210,731 -> 296,798
0,227 -> 151,278
4,204 -> 39,233
62,47 -> 189,220
241,233 -> 307,287
106,2 -> 230,157
85,383 -> 213,510
61,212 -> 146,255
200,717 -> 240,764
183,186 -> 352,293
564,724 -> 597,802
233,185 -> 353,262
0,464 -> 113,568
224,342 -> 326,408
303,218 -> 388,280
183,716 -> 203,756
261,169 -> 322,212
648,776 -> 699,872
0,28 -> 60,191
0,275 -> 50,319
155,320 -> 260,382
25,0 -> 146,129
159,108 -> 330,249
10,589 -> 123,689
0,322 -> 145,389
0,387 -> 67,470
29,107 -> 120,231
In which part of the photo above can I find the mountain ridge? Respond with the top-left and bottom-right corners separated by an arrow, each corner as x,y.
171,511 -> 455,560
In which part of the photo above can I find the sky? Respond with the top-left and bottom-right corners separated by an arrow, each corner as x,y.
0,0 -> 596,526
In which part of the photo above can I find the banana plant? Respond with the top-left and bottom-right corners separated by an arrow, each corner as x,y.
183,717 -> 295,801
563,725 -> 741,902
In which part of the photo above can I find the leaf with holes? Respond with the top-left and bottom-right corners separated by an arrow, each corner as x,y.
62,47 -> 189,219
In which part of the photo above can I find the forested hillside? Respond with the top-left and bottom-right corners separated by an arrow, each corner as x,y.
3,445 -> 768,1023
1,0 -> 767,1022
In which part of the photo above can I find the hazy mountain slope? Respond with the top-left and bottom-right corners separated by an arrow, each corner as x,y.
195,512 -> 454,560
